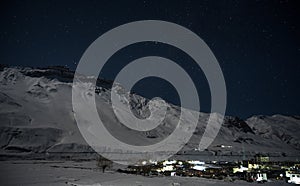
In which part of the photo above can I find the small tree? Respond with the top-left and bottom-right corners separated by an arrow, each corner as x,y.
97,156 -> 113,173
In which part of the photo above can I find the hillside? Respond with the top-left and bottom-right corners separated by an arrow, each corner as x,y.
0,66 -> 299,161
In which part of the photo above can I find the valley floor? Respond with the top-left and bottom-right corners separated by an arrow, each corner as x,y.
0,160 -> 291,186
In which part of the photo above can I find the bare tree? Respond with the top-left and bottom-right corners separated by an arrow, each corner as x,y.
97,156 -> 113,173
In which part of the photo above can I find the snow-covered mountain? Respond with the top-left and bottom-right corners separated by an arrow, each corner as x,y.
0,66 -> 299,161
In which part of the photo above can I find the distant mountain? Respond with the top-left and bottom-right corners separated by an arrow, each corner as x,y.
0,66 -> 299,161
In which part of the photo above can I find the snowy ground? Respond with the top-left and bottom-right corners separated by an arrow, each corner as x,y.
0,160 -> 291,186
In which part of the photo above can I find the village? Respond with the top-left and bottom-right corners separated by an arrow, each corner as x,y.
116,154 -> 300,184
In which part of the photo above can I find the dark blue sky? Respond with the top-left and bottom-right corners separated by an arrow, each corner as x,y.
0,0 -> 299,118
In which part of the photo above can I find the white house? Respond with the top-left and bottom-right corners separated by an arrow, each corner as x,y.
192,165 -> 207,171
256,173 -> 267,183
233,165 -> 248,173
288,173 -> 300,184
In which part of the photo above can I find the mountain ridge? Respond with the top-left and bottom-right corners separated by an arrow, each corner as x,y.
0,66 -> 299,161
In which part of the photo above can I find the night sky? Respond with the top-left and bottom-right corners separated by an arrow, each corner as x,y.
0,0 -> 299,118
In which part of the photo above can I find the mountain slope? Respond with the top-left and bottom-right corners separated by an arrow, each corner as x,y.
0,66 -> 299,161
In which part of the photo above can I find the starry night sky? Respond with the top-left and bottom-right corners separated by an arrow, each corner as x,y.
0,0 -> 299,118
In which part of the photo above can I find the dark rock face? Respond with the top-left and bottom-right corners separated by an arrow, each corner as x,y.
224,116 -> 254,134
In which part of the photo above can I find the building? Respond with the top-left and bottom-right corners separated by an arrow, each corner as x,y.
255,154 -> 270,163
288,173 -> 300,184
233,165 -> 248,173
256,172 -> 268,183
